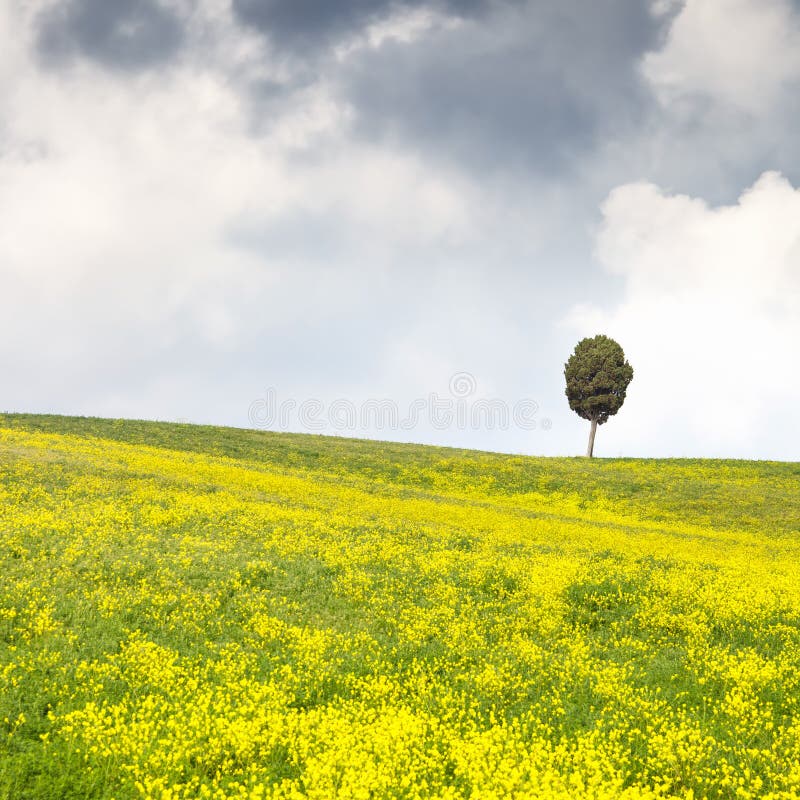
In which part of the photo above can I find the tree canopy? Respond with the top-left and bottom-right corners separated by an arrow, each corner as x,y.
564,335 -> 633,456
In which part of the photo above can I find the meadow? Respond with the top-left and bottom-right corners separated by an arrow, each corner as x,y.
0,413 -> 799,800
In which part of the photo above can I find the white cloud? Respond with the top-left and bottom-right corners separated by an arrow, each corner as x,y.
4,0 -> 799,461
567,171 -> 800,459
0,5 -> 492,423
642,0 -> 800,113
333,5 -> 463,61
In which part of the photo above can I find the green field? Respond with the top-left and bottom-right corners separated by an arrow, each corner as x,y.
1,414 -> 799,800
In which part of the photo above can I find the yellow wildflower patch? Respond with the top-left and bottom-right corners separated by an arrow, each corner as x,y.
0,417 -> 799,799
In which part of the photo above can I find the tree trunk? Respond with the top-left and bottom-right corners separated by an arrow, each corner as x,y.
586,418 -> 598,458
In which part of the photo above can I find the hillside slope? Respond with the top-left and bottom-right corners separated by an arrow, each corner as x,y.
1,414 -> 799,800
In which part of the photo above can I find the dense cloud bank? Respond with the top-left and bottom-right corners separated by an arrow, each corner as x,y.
1,0 -> 798,458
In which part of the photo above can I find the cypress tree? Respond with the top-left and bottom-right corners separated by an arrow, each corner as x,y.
564,335 -> 633,457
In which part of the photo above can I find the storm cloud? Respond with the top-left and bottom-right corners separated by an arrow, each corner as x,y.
343,0 -> 665,174
231,0 -> 492,51
1,0 -> 799,458
35,0 -> 183,70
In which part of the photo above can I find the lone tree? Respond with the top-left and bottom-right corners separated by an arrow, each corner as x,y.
564,335 -> 633,458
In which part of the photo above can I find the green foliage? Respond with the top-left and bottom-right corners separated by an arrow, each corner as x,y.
564,334 -> 634,425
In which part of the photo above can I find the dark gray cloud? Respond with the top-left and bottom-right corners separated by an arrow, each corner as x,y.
35,0 -> 183,71
232,0 -> 490,51
342,0 -> 666,175
8,0 -> 798,461
232,0 -> 669,176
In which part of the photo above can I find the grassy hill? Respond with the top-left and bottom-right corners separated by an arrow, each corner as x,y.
1,414 -> 799,800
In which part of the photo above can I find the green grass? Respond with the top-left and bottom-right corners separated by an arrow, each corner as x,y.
3,412 -> 797,535
0,413 -> 798,800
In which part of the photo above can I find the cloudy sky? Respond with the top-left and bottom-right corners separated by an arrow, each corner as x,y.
1,0 -> 799,459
